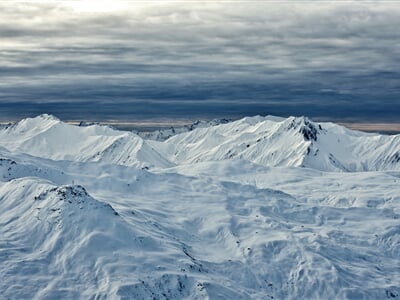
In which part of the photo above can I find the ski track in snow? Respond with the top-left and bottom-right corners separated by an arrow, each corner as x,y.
0,114 -> 399,299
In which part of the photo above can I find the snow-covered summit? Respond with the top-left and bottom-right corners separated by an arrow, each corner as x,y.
161,115 -> 400,172
0,114 -> 172,168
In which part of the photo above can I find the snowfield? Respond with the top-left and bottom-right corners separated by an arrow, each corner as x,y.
0,114 -> 399,299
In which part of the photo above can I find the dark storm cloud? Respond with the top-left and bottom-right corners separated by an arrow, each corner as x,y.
0,1 -> 399,121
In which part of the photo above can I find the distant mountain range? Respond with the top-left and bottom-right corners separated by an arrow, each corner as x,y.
1,114 -> 399,172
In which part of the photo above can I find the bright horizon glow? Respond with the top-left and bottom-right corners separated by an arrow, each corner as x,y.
66,1 -> 131,13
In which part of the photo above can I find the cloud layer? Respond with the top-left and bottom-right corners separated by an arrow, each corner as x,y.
0,1 -> 399,121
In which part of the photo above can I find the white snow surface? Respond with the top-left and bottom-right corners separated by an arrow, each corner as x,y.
158,115 -> 400,172
0,114 -> 399,299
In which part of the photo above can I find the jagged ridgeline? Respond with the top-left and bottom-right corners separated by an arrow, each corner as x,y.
0,114 -> 399,172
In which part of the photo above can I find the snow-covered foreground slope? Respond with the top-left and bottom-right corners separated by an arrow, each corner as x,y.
0,115 -> 399,299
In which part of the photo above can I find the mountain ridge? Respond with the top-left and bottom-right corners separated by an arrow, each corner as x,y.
1,114 -> 399,172
160,115 -> 400,172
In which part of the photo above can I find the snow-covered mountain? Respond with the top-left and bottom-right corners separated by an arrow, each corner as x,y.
0,114 -> 399,299
2,114 -> 399,172
160,115 -> 400,172
0,114 -> 171,169
135,118 -> 231,141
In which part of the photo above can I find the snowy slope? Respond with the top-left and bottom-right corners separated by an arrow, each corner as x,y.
0,179 -> 197,299
135,118 -> 231,141
160,115 -> 400,172
0,114 -> 171,168
2,114 -> 399,172
0,114 -> 399,299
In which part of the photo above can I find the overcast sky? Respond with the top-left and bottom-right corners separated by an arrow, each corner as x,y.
0,1 -> 399,122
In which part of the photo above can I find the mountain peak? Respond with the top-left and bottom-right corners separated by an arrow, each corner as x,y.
36,114 -> 60,122
284,116 -> 320,141
34,184 -> 120,217
35,185 -> 88,202
299,119 -> 320,142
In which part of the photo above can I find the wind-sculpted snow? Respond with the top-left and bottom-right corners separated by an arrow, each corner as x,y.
0,114 -> 172,169
1,114 -> 399,172
161,115 -> 400,172
0,115 -> 399,299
